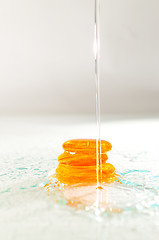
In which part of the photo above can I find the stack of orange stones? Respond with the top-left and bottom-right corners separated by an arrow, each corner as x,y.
55,139 -> 117,185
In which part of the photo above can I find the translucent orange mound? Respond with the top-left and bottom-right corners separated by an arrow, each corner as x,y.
54,139 -> 117,185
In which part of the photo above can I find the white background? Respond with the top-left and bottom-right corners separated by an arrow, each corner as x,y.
0,0 -> 159,115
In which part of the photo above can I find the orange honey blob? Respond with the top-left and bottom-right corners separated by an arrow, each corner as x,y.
63,139 -> 112,153
54,139 -> 116,185
58,152 -> 108,166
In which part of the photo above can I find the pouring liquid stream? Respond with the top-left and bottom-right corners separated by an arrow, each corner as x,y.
95,0 -> 102,188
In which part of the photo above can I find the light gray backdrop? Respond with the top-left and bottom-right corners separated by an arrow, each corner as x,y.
0,0 -> 159,115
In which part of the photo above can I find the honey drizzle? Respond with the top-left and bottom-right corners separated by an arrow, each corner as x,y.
94,0 -> 102,187
53,139 -> 117,185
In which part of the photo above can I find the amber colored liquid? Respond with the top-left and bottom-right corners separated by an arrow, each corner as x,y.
54,139 -> 117,185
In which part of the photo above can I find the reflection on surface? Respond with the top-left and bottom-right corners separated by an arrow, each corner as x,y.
42,168 -> 159,216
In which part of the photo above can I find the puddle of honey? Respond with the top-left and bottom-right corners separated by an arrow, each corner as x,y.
49,139 -> 117,185
43,139 -> 121,214
42,143 -> 159,215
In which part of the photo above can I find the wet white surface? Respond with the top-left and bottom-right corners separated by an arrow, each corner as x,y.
1,116 -> 159,240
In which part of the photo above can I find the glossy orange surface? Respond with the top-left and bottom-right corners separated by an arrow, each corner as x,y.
55,139 -> 116,185
63,139 -> 112,153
